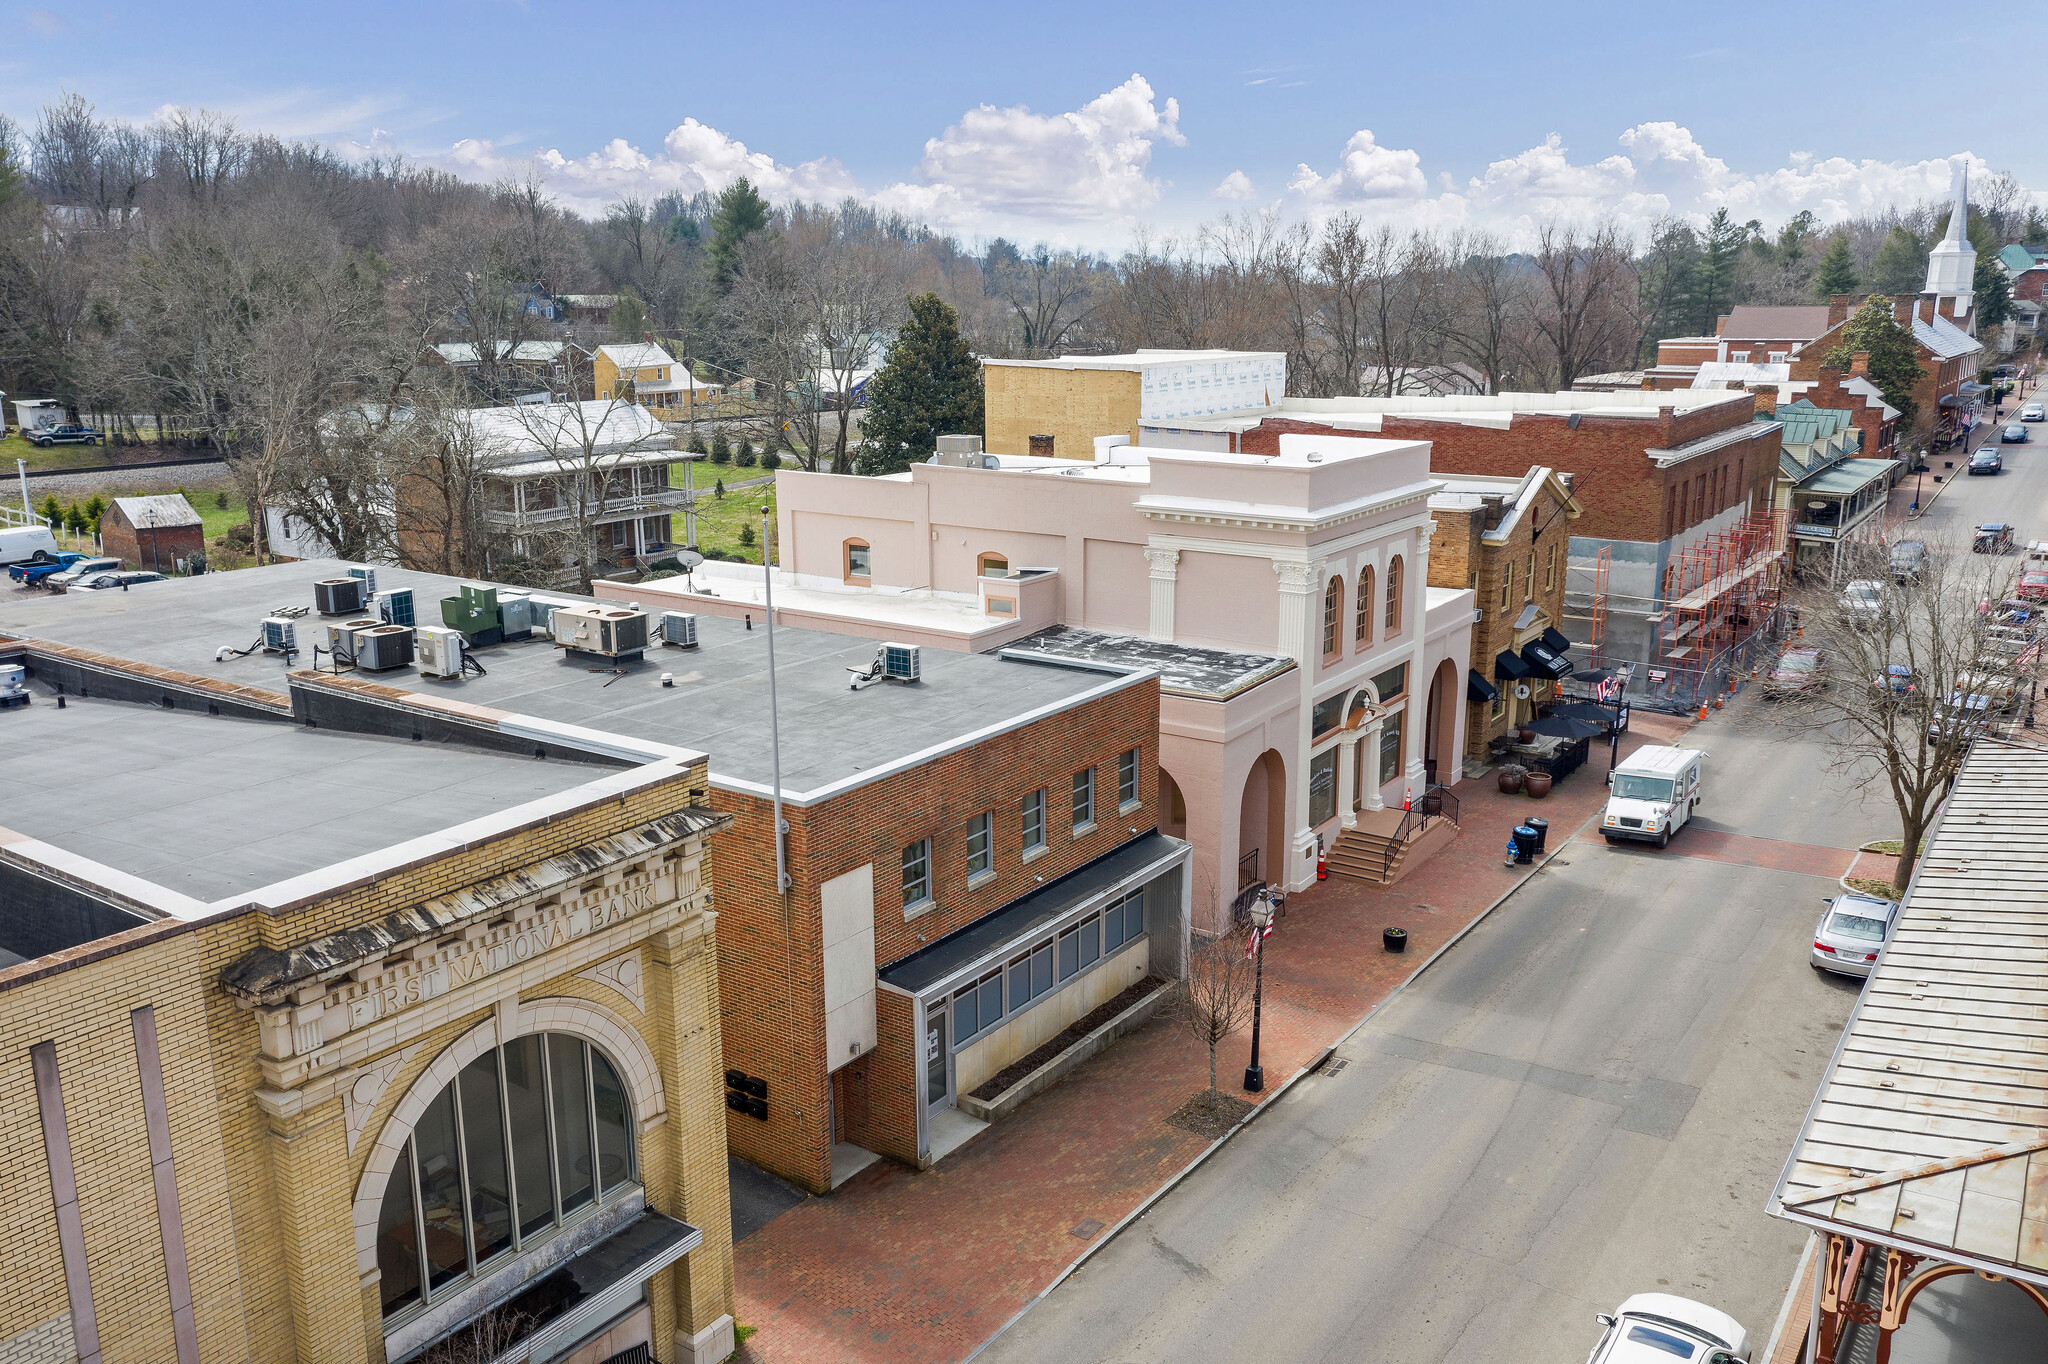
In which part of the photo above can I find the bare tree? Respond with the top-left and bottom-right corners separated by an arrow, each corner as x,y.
991,244 -> 1098,356
485,396 -> 672,591
1178,932 -> 1258,1093
1444,230 -> 1532,393
1775,534 -> 2039,894
1529,222 -> 1638,390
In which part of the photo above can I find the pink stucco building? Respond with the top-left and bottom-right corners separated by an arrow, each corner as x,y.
598,433 -> 1476,933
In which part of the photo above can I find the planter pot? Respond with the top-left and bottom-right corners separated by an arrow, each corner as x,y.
1383,927 -> 1407,953
1423,792 -> 1443,816
1524,772 -> 1553,798
1517,728 -> 1537,743
1497,771 -> 1524,794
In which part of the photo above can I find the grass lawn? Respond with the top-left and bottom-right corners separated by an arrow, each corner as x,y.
0,428 -> 178,472
674,484 -> 776,565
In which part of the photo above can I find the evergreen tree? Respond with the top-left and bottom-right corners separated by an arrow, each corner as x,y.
64,504 -> 87,536
685,433 -> 707,455
1824,297 -> 1922,426
39,493 -> 60,528
856,293 -> 984,477
2025,208 -> 2048,249
607,294 -> 647,341
733,438 -> 757,468
1867,227 -> 1927,295
1693,209 -> 1744,333
1814,234 -> 1859,298
84,493 -> 105,523
1965,212 -> 2014,329
709,430 -> 731,465
707,178 -> 771,288
1637,219 -> 1701,353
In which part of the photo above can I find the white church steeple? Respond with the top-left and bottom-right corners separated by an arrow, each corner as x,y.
1924,160 -> 1976,330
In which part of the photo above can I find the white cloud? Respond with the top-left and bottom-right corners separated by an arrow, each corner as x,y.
872,74 -> 1185,230
1214,170 -> 1255,201
1287,129 -> 1427,202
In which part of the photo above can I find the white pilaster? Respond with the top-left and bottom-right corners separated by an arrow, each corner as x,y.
1405,536 -> 1433,794
1144,546 -> 1181,643
1358,728 -> 1384,812
1336,738 -> 1357,829
1274,558 -> 1323,888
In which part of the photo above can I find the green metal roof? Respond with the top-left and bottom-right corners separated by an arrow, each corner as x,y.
1799,457 -> 1893,495
2002,243 -> 2044,273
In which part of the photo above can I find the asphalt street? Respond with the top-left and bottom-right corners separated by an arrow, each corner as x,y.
1901,381 -> 2045,545
979,703 -> 1885,1364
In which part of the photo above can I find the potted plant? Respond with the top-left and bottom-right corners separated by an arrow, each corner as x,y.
1382,926 -> 1407,953
1497,763 -> 1526,795
1524,770 -> 1554,798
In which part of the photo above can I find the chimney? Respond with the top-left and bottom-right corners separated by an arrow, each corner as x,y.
1029,433 -> 1055,458
1915,295 -> 1935,327
1747,385 -> 1777,417
1478,495 -> 1508,531
1850,351 -> 1870,378
1828,294 -> 1856,327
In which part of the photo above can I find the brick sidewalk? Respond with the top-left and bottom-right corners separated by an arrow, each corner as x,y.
732,715 -> 1695,1364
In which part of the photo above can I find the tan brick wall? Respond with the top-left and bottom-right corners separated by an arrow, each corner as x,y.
984,365 -> 1140,459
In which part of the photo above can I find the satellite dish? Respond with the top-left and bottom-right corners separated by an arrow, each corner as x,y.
676,548 -> 705,571
1514,683 -> 1532,700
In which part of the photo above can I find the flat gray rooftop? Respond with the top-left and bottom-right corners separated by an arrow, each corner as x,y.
0,690 -> 596,903
1001,626 -> 1294,701
0,562 -> 1127,797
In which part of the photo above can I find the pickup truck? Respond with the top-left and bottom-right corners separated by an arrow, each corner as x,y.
9,551 -> 88,587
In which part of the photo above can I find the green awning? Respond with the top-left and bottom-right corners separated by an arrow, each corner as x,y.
1798,458 -> 1893,496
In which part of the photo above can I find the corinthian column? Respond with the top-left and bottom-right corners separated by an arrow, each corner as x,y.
1144,546 -> 1181,642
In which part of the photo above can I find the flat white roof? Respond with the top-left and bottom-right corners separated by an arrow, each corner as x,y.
985,348 -> 1286,373
1614,745 -> 1700,777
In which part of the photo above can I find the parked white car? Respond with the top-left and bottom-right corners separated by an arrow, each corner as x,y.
1586,1294 -> 1750,1364
1811,892 -> 1900,978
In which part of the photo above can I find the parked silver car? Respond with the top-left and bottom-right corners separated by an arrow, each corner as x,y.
1811,892 -> 1899,978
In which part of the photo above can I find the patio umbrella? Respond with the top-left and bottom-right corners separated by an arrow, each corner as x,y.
1545,701 -> 1614,724
1525,714 -> 1606,741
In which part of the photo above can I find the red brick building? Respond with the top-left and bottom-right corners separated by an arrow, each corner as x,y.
100,494 -> 204,571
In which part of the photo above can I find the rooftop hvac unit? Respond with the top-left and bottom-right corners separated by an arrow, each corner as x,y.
325,618 -> 379,660
261,617 -> 298,654
348,566 -> 378,596
441,584 -> 502,646
376,590 -> 416,628
498,594 -> 534,641
550,604 -> 650,660
415,625 -> 465,679
0,663 -> 26,710
353,624 -> 415,672
313,577 -> 367,615
848,641 -> 921,690
660,611 -> 699,648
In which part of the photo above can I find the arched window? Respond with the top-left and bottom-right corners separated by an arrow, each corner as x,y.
376,1033 -> 635,1321
1384,555 -> 1405,636
1322,576 -> 1343,659
1355,567 -> 1375,646
844,539 -> 872,583
978,552 -> 1010,578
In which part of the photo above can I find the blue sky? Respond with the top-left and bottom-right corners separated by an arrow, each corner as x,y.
4,0 -> 2041,245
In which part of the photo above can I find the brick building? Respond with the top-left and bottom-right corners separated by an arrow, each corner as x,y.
100,494 -> 205,572
0,562 -> 1189,1198
1427,468 -> 1581,761
0,662 -> 737,1362
981,350 -> 1287,459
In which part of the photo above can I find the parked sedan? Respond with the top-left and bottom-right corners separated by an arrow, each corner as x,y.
2019,570 -> 2048,604
70,571 -> 165,591
2002,423 -> 2030,444
1970,447 -> 2005,474
2022,402 -> 2045,422
1763,646 -> 1827,697
1811,892 -> 1900,978
1869,663 -> 1917,696
1586,1294 -> 1750,1364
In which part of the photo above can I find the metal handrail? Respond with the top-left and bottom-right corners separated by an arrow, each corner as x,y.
1381,784 -> 1459,881
1230,881 -> 1265,927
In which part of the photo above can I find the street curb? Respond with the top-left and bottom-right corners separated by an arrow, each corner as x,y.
1760,1231 -> 1817,1364
962,800 -> 1612,1362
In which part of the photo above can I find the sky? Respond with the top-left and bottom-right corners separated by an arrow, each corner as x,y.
4,0 -> 2044,248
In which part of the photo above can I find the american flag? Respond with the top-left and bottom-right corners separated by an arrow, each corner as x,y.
1594,674 -> 1623,703
1244,916 -> 1273,959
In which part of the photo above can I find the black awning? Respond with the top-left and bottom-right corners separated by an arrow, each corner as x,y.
1520,640 -> 1574,680
1494,649 -> 1534,681
1540,627 -> 1574,656
1467,670 -> 1499,704
880,832 -> 1183,996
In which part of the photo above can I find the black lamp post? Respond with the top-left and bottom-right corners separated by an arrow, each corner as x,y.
1243,889 -> 1274,1093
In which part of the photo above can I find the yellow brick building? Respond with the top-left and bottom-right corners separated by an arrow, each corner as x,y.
0,692 -> 737,1364
982,350 -> 1287,459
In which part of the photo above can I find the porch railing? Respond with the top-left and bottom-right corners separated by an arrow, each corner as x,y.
1382,784 -> 1460,881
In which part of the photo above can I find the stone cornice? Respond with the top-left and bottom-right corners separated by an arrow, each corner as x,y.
1136,478 -> 1439,533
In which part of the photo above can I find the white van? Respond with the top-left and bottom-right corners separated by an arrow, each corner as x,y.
1601,745 -> 1704,848
0,526 -> 61,568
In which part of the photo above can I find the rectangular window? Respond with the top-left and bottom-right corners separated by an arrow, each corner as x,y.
1058,927 -> 1080,981
458,1052 -> 513,1264
1499,572 -> 1511,612
1103,902 -> 1127,952
953,980 -> 980,1038
1546,543 -> 1557,591
1031,942 -> 1053,998
590,1051 -> 632,1196
902,839 -> 932,909
548,1034 -> 594,1216
1079,913 -> 1101,967
978,970 -> 1001,1031
1372,663 -> 1408,703
966,812 -> 992,879
1022,789 -> 1046,853
1124,891 -> 1146,944
846,543 -> 871,578
1525,552 -> 1535,601
1008,952 -> 1031,1011
1379,710 -> 1404,786
1118,748 -> 1140,808
1072,768 -> 1095,829
1309,747 -> 1338,827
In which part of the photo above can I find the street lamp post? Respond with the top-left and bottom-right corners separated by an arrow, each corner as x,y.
1607,662 -> 1636,773
1243,889 -> 1274,1093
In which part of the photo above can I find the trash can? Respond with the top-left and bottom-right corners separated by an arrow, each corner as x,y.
1526,817 -> 1549,854
1510,825 -> 1538,864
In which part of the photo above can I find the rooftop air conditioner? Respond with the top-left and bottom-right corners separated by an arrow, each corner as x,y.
326,618 -> 379,661
416,625 -> 465,679
353,624 -> 415,672
498,594 -> 534,641
261,618 -> 298,654
348,566 -> 378,596
441,584 -> 502,647
550,604 -> 650,660
376,590 -> 416,627
849,641 -> 921,690
313,577 -> 367,616
0,663 -> 26,709
660,611 -> 699,648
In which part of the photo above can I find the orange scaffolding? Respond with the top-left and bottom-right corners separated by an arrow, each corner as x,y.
1650,512 -> 1788,708
1585,545 -> 1611,672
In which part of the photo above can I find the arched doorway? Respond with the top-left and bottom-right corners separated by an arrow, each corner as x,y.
1424,658 -> 1457,786
1236,750 -> 1287,895
1158,767 -> 1188,841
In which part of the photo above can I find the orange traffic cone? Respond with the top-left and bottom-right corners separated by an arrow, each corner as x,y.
1403,787 -> 1412,811
1698,701 -> 1709,720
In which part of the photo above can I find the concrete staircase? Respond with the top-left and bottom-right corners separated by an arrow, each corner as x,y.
1326,805 -> 1460,885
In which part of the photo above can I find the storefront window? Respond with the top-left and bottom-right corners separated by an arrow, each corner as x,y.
1309,748 -> 1338,827
1311,692 -> 1348,738
1372,663 -> 1408,704
1379,710 -> 1404,786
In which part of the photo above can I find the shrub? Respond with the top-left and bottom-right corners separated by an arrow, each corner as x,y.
709,430 -> 731,465
84,493 -> 105,522
734,440 -> 757,468
739,524 -> 756,547
39,494 -> 61,526
215,491 -> 230,510
686,433 -> 707,455
714,479 -> 726,499
759,446 -> 781,471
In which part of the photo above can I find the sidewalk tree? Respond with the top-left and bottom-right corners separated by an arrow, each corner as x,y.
1773,534 -> 2034,894
1814,234 -> 1858,297
856,292 -> 983,476
1823,297 -> 1920,426
1178,933 -> 1258,1094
